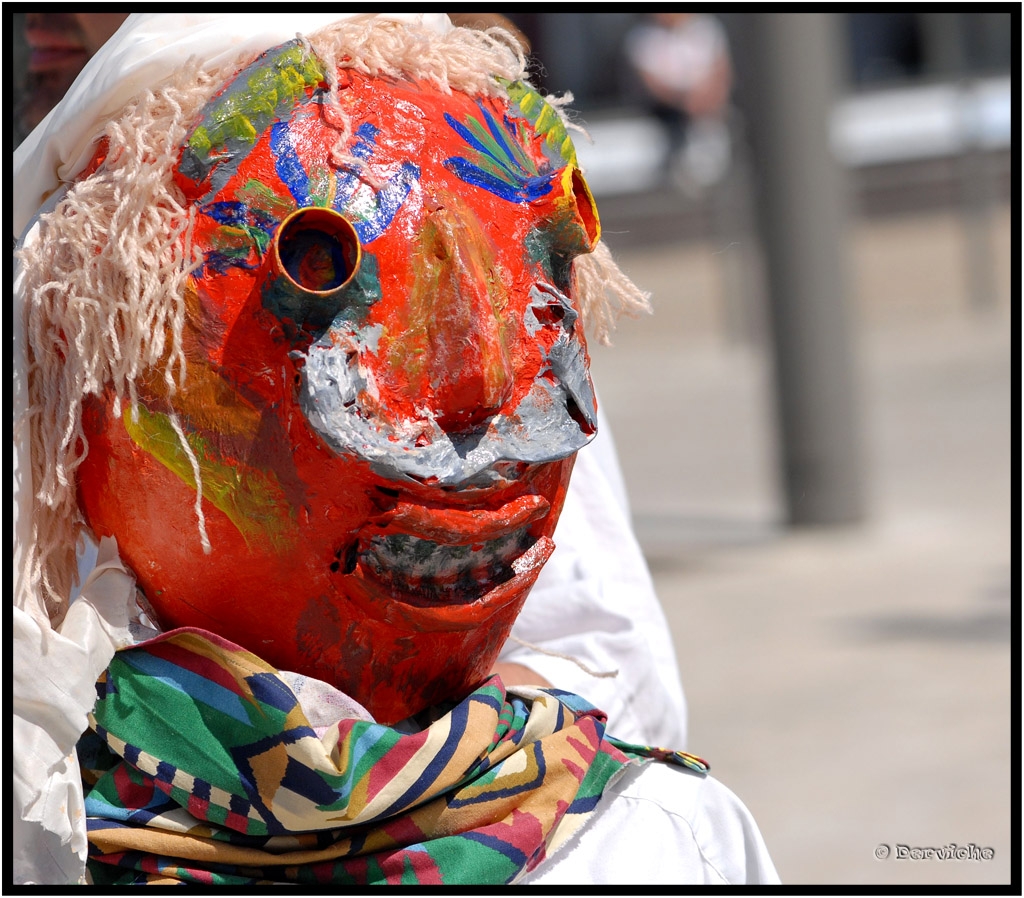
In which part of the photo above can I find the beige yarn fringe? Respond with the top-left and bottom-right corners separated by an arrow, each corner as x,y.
17,17 -> 649,627
17,60 -> 227,625
574,242 -> 653,346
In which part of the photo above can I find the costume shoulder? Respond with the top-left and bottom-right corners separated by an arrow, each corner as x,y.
519,762 -> 780,885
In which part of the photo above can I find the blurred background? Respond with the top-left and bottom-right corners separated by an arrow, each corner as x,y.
10,11 -> 1015,887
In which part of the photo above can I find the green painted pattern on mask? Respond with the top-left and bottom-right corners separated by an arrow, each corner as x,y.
188,42 -> 326,162
122,404 -> 296,551
498,78 -> 578,169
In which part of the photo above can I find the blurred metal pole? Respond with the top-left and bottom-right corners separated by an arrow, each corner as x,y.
738,13 -> 866,525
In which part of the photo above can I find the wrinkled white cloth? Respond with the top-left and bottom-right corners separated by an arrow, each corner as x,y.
522,761 -> 779,885
12,538 -> 137,885
12,12 -> 691,884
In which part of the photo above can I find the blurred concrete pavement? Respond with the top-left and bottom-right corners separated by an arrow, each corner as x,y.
587,201 -> 1013,886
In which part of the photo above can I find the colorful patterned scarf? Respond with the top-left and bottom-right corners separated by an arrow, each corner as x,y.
79,628 -> 706,885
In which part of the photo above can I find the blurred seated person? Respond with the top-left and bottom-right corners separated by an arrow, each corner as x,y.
13,13 -> 772,885
625,12 -> 734,192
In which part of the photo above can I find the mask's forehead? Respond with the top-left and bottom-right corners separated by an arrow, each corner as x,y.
176,40 -> 595,296
276,75 -> 570,287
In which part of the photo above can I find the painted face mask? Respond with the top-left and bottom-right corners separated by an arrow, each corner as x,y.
77,40 -> 602,723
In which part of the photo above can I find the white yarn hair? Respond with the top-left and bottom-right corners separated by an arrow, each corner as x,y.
17,16 -> 650,626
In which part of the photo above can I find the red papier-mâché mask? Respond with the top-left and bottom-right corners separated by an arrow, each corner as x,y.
77,40 -> 602,723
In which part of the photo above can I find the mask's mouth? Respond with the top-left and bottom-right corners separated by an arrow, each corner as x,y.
345,493 -> 554,628
359,527 -> 533,607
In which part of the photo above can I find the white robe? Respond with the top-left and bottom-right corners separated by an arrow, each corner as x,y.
521,762 -> 778,885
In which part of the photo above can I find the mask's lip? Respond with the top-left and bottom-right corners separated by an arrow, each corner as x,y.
365,492 -> 550,543
344,536 -> 554,632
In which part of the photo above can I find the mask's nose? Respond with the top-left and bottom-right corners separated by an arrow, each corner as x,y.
390,205 -> 515,432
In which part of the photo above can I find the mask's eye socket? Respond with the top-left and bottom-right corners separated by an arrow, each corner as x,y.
568,167 -> 601,252
274,207 -> 361,293
266,207 -> 364,333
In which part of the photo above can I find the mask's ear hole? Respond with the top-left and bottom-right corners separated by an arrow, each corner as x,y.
274,207 -> 361,293
570,167 -> 601,251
